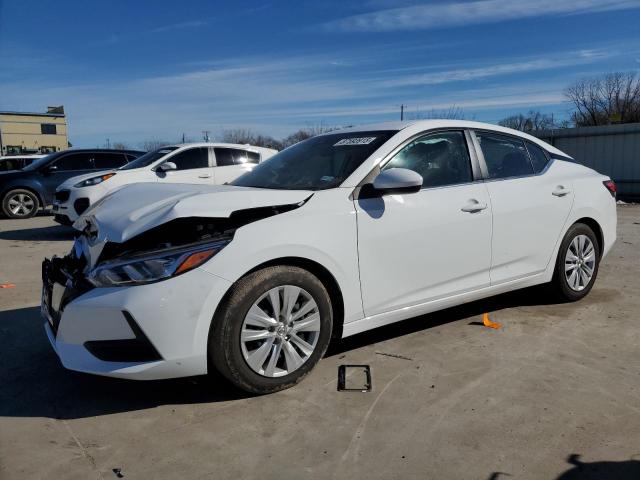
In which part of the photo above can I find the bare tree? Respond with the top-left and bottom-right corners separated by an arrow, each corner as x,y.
281,123 -> 338,148
408,105 -> 466,120
140,139 -> 172,151
498,110 -> 557,132
112,142 -> 130,150
565,72 -> 640,126
222,129 -> 283,150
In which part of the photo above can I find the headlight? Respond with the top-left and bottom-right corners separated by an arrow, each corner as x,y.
74,173 -> 116,188
87,240 -> 229,287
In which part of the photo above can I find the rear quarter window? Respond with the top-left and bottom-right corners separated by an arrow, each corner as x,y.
525,142 -> 551,173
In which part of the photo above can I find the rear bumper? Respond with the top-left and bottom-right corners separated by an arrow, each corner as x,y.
43,267 -> 232,380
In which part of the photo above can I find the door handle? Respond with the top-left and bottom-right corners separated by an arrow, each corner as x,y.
552,186 -> 571,197
461,200 -> 488,213
198,174 -> 211,178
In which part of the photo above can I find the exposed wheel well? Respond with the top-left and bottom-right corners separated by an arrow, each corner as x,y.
243,257 -> 345,340
573,217 -> 604,257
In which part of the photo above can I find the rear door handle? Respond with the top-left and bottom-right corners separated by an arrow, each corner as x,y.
198,174 -> 211,178
461,200 -> 488,213
552,186 -> 571,197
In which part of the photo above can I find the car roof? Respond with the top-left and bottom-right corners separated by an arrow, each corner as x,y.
330,119 -> 570,159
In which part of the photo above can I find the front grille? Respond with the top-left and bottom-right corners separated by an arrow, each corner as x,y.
74,198 -> 90,215
55,190 -> 70,202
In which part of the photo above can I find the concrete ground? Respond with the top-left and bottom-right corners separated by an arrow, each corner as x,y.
1,207 -> 639,480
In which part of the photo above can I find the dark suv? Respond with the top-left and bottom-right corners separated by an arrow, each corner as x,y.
0,149 -> 144,219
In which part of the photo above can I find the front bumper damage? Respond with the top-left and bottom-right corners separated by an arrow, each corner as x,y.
42,247 -> 232,380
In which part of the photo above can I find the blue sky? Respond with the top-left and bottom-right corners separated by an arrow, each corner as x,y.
1,0 -> 640,147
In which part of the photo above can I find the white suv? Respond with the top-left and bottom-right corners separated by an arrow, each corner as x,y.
52,143 -> 277,225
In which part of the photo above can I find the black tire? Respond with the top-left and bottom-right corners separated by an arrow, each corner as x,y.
551,223 -> 600,302
209,266 -> 333,394
2,189 -> 40,219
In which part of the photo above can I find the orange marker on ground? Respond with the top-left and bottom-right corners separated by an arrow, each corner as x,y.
0,283 -> 16,289
482,312 -> 501,329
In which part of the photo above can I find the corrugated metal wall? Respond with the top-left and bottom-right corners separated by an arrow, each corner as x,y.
534,123 -> 640,199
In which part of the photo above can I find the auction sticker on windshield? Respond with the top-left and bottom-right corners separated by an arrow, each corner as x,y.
334,137 -> 377,146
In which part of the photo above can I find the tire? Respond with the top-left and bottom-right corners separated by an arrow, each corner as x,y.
210,266 -> 333,394
551,223 -> 600,302
2,189 -> 40,219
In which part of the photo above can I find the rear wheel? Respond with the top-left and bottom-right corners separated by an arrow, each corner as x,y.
551,223 -> 600,301
2,189 -> 40,219
209,266 -> 333,394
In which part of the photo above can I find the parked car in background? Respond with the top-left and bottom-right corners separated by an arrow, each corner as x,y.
52,143 -> 277,225
42,120 -> 616,394
0,149 -> 144,219
0,154 -> 46,172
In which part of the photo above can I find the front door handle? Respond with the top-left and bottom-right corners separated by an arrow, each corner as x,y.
198,174 -> 212,179
552,185 -> 571,197
461,200 -> 488,213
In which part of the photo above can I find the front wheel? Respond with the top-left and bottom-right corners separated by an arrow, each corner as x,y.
209,266 -> 333,394
551,223 -> 600,302
2,189 -> 40,219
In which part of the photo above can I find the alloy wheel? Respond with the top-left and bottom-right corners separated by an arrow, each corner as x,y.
7,193 -> 35,217
240,285 -> 321,378
564,234 -> 596,291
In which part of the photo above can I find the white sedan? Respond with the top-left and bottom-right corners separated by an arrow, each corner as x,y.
42,120 -> 616,393
52,142 -> 277,225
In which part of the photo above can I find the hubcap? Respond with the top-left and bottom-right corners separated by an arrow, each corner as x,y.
7,193 -> 35,216
564,234 -> 596,291
240,285 -> 320,378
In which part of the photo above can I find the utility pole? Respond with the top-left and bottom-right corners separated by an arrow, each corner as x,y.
400,104 -> 406,121
202,130 -> 210,142
106,138 -> 110,149
182,132 -> 186,143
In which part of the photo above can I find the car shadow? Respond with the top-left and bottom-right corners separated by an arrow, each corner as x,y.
486,454 -> 640,479
327,285 -> 560,356
0,224 -> 76,241
0,285 -> 564,420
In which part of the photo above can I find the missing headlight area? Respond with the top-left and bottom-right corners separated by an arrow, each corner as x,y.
97,201 -> 307,263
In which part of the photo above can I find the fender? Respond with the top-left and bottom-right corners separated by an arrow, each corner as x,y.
0,177 -> 47,206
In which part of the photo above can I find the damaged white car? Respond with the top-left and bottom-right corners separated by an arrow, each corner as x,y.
42,120 -> 617,393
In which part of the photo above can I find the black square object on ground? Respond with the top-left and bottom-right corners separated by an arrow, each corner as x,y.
337,365 -> 372,392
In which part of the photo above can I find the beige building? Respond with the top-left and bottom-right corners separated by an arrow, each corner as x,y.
0,106 -> 69,155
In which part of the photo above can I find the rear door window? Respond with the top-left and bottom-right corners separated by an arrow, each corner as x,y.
51,153 -> 93,171
168,148 -> 209,170
476,132 -> 533,179
214,148 -> 259,166
93,153 -> 128,169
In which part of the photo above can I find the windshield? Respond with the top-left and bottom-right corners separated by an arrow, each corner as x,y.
21,152 -> 58,171
231,131 -> 397,190
119,147 -> 178,170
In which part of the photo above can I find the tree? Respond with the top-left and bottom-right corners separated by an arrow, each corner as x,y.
140,139 -> 172,151
498,110 -> 557,132
281,123 -> 337,148
112,142 -> 130,150
565,72 -> 640,126
222,129 -> 283,150
409,105 -> 466,120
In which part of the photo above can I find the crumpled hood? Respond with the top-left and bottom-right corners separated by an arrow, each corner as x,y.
74,182 -> 312,244
57,169 -> 115,190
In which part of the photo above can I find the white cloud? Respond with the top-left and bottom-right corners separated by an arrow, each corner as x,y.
379,49 -> 611,87
323,0 -> 640,32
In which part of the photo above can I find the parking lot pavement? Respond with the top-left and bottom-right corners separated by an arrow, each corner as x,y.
1,207 -> 639,480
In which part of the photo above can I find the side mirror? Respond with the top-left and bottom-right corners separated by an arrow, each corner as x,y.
372,168 -> 422,195
157,161 -> 177,172
42,164 -> 58,175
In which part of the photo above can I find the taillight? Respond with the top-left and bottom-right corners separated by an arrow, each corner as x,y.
603,180 -> 616,198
